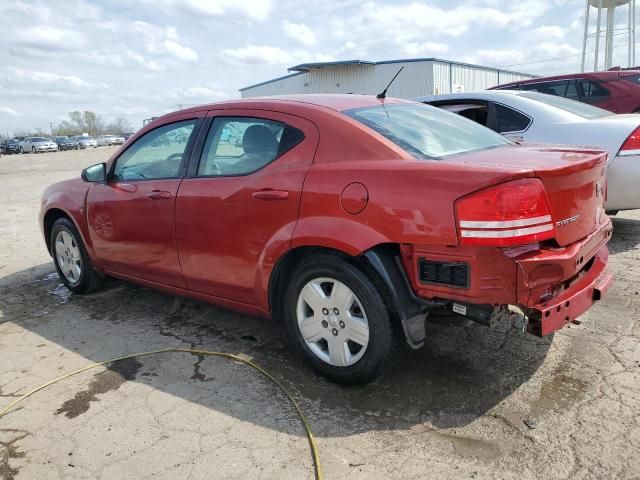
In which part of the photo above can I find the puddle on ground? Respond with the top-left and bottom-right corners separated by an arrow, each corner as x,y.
47,284 -> 71,303
55,358 -> 142,419
529,372 -> 588,418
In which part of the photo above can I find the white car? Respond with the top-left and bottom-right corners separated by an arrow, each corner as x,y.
19,137 -> 58,154
97,134 -> 125,146
417,90 -> 640,213
74,136 -> 98,149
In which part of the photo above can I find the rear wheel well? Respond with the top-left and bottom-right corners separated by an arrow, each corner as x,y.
268,245 -> 404,333
43,208 -> 72,254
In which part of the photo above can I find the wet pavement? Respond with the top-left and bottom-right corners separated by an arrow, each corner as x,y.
0,148 -> 639,479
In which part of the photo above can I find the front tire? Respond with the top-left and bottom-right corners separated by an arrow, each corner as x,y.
51,218 -> 105,294
283,253 -> 396,385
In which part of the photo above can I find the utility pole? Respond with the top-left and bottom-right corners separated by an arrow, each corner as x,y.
49,122 -> 54,137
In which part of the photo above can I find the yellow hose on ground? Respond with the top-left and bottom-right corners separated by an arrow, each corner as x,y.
0,347 -> 323,480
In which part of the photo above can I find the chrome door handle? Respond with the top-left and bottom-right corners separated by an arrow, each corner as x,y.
252,189 -> 289,200
145,190 -> 171,200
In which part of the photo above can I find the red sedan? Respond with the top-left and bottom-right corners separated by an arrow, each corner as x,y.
491,69 -> 640,113
40,95 -> 613,384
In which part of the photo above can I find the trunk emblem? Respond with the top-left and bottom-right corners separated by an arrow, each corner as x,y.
556,214 -> 581,227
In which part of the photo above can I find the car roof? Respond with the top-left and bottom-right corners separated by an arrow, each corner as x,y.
494,69 -> 640,87
162,94 -> 413,119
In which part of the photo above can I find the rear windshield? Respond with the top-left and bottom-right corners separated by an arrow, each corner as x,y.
516,91 -> 612,119
344,103 -> 509,160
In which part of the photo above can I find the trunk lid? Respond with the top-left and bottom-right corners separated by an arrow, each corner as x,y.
448,144 -> 608,246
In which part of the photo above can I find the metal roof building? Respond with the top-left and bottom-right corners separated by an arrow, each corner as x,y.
239,58 -> 536,99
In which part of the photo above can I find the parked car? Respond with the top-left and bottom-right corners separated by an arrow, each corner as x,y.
490,69 -> 640,113
53,136 -> 79,151
120,132 -> 135,141
418,90 -> 640,213
74,136 -> 98,149
19,137 -> 58,153
97,134 -> 125,146
40,95 -> 613,384
1,139 -> 21,155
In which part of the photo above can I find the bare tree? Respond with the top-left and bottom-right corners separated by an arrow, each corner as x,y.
56,110 -> 108,136
106,117 -> 134,134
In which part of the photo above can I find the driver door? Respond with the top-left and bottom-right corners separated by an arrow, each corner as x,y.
86,116 -> 202,287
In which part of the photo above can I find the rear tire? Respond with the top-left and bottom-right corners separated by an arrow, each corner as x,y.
51,218 -> 106,294
282,253 -> 397,385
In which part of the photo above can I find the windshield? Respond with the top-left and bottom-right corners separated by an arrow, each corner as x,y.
31,137 -> 47,142
6,139 -> 18,144
344,103 -> 509,160
517,92 -> 612,119
82,137 -> 95,141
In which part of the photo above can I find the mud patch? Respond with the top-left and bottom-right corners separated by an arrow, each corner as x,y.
55,358 -> 142,419
0,429 -> 28,480
530,372 -> 589,417
447,434 -> 502,463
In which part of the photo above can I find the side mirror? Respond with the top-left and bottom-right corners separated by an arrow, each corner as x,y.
81,162 -> 107,183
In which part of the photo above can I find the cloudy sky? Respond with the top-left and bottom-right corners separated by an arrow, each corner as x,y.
0,0 -> 635,133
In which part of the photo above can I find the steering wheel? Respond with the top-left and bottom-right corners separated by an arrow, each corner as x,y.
165,153 -> 183,162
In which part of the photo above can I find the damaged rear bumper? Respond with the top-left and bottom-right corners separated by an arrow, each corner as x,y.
526,245 -> 612,336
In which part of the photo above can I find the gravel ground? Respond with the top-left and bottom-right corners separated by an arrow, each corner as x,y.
0,147 -> 638,480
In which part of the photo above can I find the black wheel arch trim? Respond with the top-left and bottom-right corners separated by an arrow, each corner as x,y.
362,244 -> 444,349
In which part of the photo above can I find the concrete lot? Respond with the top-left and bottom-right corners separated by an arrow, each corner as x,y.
0,147 -> 639,480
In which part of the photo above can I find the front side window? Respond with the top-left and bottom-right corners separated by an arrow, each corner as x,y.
113,120 -> 196,180
197,117 -> 304,176
494,104 -> 531,133
344,103 -> 509,160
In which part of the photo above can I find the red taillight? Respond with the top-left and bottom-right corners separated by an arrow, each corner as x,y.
620,126 -> 640,153
455,178 -> 555,246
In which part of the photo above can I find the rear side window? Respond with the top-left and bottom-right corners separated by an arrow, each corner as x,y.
197,117 -> 304,176
494,104 -> 531,133
345,103 -> 509,160
520,80 -> 579,101
578,79 -> 610,101
621,74 -> 640,85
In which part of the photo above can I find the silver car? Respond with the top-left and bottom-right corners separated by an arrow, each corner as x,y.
97,134 -> 125,146
417,90 -> 640,213
74,136 -> 98,149
19,137 -> 58,154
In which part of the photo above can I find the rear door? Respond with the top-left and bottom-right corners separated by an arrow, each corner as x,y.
577,78 -> 615,111
175,109 -> 319,307
86,115 -> 202,287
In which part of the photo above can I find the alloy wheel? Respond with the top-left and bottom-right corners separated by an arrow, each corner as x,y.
54,230 -> 83,285
296,277 -> 370,367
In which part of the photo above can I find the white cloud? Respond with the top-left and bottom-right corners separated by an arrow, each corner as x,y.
6,66 -> 93,89
164,40 -> 199,62
531,25 -> 566,41
0,107 -> 18,116
167,0 -> 272,20
476,49 -> 526,66
171,86 -> 226,99
222,44 -> 294,65
283,20 -> 316,47
404,41 -> 450,56
13,26 -> 84,50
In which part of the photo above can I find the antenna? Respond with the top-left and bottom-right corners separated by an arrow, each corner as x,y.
376,66 -> 404,99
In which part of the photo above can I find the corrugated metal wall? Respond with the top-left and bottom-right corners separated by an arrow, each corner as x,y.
241,60 -> 534,98
431,61 -> 534,94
